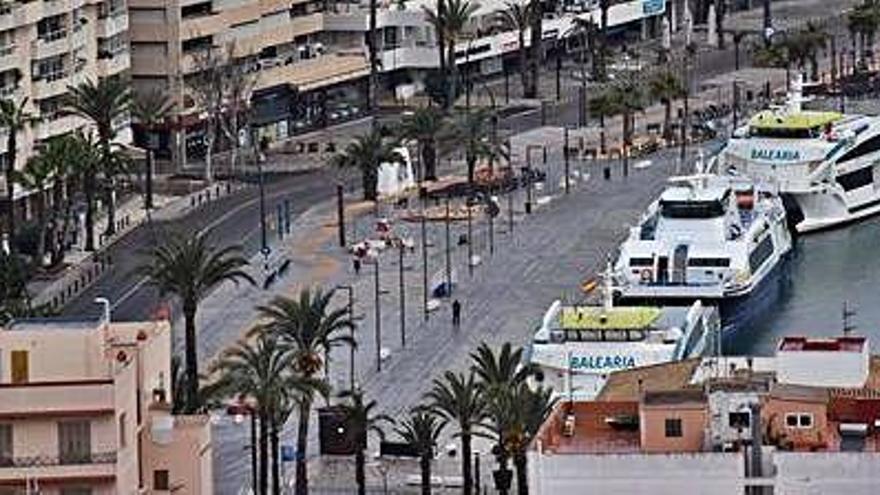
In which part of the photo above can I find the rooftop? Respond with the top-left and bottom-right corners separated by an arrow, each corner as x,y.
559,306 -> 662,330
597,359 -> 701,402
748,110 -> 842,130
778,336 -> 867,353
642,389 -> 706,407
534,401 -> 641,454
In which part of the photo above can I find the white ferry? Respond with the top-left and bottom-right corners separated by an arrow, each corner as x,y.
528,285 -> 719,401
613,174 -> 792,308
719,75 -> 880,232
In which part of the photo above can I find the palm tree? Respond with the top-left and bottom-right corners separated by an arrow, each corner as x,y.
506,385 -> 555,495
335,128 -> 402,201
0,250 -> 30,324
65,76 -> 132,237
137,234 -> 254,412
256,288 -> 354,495
398,107 -> 446,182
470,342 -> 534,495
368,0 -> 380,112
338,388 -> 392,495
447,109 -> 506,184
426,371 -> 486,495
132,89 -> 174,210
395,408 -> 447,495
588,92 -> 614,156
497,1 -> 534,97
424,0 -> 479,108
12,149 -> 56,266
597,0 -> 611,82
65,132 -> 104,252
527,0 -> 542,99
423,0 -> 449,106
797,22 -> 830,81
0,98 -> 35,246
648,70 -> 685,143
603,78 -> 647,176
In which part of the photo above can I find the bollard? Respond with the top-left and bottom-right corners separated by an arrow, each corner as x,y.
604,166 -> 611,181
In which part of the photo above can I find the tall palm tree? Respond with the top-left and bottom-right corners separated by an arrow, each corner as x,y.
470,342 -> 534,495
648,70 -> 685,143
338,388 -> 392,495
395,408 -> 447,495
426,371 -> 486,495
12,149 -> 56,266
137,234 -> 254,412
397,107 -> 446,182
0,98 -> 35,246
67,132 -> 103,252
588,92 -> 614,156
0,250 -> 30,324
368,0 -> 379,112
597,0 -> 611,82
497,1 -> 534,97
423,0 -> 449,106
425,0 -> 479,108
256,288 -> 354,495
335,129 -> 402,201
505,385 -> 555,495
65,76 -> 132,237
527,0 -> 542,99
132,89 -> 174,210
603,78 -> 647,176
798,22 -> 830,81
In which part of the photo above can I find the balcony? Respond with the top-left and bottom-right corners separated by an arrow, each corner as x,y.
31,29 -> 69,60
97,50 -> 131,77
0,452 -> 117,484
96,10 -> 129,38
32,72 -> 71,100
0,44 -> 18,72
0,380 -> 114,418
380,45 -> 438,71
34,114 -> 83,141
255,52 -> 369,92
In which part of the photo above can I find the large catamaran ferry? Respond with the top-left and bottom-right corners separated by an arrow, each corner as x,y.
719,75 -> 880,232
612,173 -> 792,323
527,273 -> 719,401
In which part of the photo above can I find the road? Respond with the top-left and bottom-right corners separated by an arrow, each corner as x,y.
60,169 -> 346,321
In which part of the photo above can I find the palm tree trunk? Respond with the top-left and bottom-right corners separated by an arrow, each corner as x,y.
599,114 -> 606,156
362,165 -> 378,201
622,110 -> 630,177
294,400 -> 311,495
104,180 -> 116,237
467,151 -> 476,184
183,303 -> 199,413
35,193 -> 46,267
84,171 -> 96,251
205,123 -> 215,182
461,432 -> 473,495
145,149 -> 154,210
271,419 -> 281,495
420,453 -> 432,495
518,34 -> 529,97
5,131 -> 16,247
355,449 -> 366,495
423,139 -> 437,181
528,0 -> 542,99
368,0 -> 379,113
663,99 -> 672,143
259,411 -> 270,495
447,43 -> 458,110
599,2 -> 609,82
514,452 -> 528,495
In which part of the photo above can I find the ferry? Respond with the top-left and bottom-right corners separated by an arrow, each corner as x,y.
528,279 -> 719,401
719,74 -> 880,232
612,173 -> 792,312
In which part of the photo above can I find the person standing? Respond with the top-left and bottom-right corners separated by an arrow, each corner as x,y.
452,299 -> 461,329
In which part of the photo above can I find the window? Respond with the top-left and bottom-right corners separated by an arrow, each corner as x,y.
836,167 -> 873,192
660,200 -> 726,219
748,235 -> 775,273
181,2 -> 212,19
60,487 -> 92,495
0,424 -> 11,467
784,413 -> 814,429
10,350 -> 28,384
728,412 -> 750,429
154,469 -> 170,490
118,413 -> 127,449
58,420 -> 91,464
664,418 -> 683,438
629,257 -> 654,267
838,135 -> 880,164
688,258 -> 731,267
181,35 -> 213,53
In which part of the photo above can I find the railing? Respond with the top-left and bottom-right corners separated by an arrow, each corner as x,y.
0,451 -> 117,468
0,44 -> 14,57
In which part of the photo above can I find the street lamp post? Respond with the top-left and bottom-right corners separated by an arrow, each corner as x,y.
397,239 -> 406,347
372,251 -> 382,372
334,285 -> 356,390
444,195 -> 452,297
336,183 -> 346,247
466,197 -> 474,277
563,127 -> 571,194
252,127 -> 269,260
421,208 -> 429,321
228,398 -> 259,495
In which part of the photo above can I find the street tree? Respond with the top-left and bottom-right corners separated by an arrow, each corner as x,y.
334,129 -> 402,201
337,388 -> 392,495
426,371 -> 486,495
0,250 -> 30,325
0,98 -> 36,248
603,77 -> 647,176
132,89 -> 175,209
527,0 -> 542,99
394,408 -> 447,495
497,1 -> 536,97
12,146 -> 57,266
446,108 -> 506,184
255,288 -> 353,495
423,0 -> 479,108
397,107 -> 447,181
648,70 -> 686,143
65,76 -> 132,238
137,234 -> 254,412
67,132 -> 103,252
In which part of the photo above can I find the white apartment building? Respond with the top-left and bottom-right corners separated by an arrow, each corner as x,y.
0,0 -> 132,224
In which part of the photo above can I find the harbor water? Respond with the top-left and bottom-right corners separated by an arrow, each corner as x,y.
728,216 -> 880,356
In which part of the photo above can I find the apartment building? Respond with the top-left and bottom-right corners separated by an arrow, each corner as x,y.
527,336 -> 880,494
128,0 -> 370,159
0,317 -> 212,494
0,0 -> 132,225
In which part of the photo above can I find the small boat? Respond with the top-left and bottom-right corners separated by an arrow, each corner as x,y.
527,265 -> 719,401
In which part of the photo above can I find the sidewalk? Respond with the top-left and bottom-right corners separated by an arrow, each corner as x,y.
28,181 -> 240,311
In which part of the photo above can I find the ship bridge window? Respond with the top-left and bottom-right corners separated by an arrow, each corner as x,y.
687,258 -> 730,267
629,258 -> 654,267
749,127 -> 820,139
837,134 -> 880,164
660,200 -> 725,219
836,167 -> 873,192
748,235 -> 775,273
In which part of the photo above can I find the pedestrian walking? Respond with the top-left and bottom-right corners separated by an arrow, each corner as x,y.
452,299 -> 461,329
353,257 -> 361,275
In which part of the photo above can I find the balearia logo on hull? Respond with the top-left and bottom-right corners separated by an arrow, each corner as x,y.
750,149 -> 802,161
570,355 -> 637,371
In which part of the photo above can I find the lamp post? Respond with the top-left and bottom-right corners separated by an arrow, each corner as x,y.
252,126 -> 269,262
444,195 -> 452,297
421,207 -> 429,321
563,126 -> 571,194
466,197 -> 474,277
395,238 -> 407,347
227,398 -> 259,495
369,249 -> 382,372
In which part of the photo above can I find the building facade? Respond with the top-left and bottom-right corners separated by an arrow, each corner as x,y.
0,0 -> 132,226
0,318 -> 212,494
